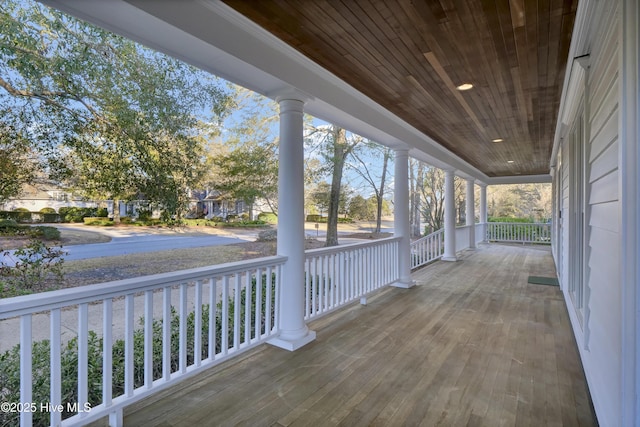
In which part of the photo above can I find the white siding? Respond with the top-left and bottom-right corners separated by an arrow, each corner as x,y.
557,3 -> 622,425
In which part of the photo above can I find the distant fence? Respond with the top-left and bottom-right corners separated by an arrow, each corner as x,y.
486,222 -> 551,244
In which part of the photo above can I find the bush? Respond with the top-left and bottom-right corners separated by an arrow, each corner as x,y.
42,213 -> 61,223
257,212 -> 277,224
257,229 -> 277,242
137,209 -> 153,221
59,207 -> 98,223
96,207 -> 109,217
83,217 -> 114,226
39,207 -> 57,214
0,275 -> 276,426
32,226 -> 61,240
488,216 -> 534,223
0,238 -> 66,297
12,208 -> 32,223
306,214 -> 323,222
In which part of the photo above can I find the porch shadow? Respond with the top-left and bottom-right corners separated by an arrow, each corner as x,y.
117,243 -> 596,426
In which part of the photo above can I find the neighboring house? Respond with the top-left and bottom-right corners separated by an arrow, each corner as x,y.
1,181 -> 98,212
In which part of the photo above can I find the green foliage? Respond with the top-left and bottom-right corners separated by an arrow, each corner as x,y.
0,221 -> 59,240
306,214 -> 324,222
1,0 -> 235,221
0,238 -> 66,297
83,217 -> 114,226
257,212 -> 277,224
0,124 -> 38,204
58,207 -> 99,223
0,275 -> 276,426
39,207 -> 56,214
488,216 -> 534,223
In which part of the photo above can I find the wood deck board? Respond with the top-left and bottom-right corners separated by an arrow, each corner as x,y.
121,244 -> 596,427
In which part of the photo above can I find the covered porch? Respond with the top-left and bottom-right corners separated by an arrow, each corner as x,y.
122,244 -> 595,426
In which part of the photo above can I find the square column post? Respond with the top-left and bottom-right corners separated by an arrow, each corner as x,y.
442,168 -> 457,261
479,183 -> 488,242
268,97 -> 315,351
466,178 -> 476,249
392,148 -> 414,288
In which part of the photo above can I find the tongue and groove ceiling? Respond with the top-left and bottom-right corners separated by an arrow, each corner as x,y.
221,0 -> 578,177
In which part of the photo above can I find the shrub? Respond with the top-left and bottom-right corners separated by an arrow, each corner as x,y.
42,213 -> 61,223
59,207 -> 97,223
257,212 -> 277,224
96,207 -> 109,217
0,239 -> 66,297
137,209 -> 153,221
306,214 -> 322,222
257,229 -> 277,242
39,207 -> 57,214
32,226 -> 61,240
12,208 -> 32,223
83,217 -> 114,226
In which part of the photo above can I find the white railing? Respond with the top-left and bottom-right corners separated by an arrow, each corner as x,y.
303,237 -> 400,321
455,225 -> 472,252
486,222 -> 552,244
0,256 -> 285,427
475,222 -> 486,244
410,229 -> 444,269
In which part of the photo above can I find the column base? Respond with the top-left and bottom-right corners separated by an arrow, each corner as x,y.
441,255 -> 458,262
268,330 -> 316,351
392,280 -> 415,289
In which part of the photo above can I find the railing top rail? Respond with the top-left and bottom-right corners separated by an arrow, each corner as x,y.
487,222 -> 550,225
0,255 -> 287,320
411,228 -> 443,245
304,236 -> 401,257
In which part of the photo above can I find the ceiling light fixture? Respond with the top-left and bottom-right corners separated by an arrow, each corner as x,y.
492,138 -> 503,143
507,160 -> 515,163
456,83 -> 473,91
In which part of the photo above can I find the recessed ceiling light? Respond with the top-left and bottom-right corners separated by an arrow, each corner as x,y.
492,138 -> 503,143
507,160 -> 515,163
456,83 -> 473,91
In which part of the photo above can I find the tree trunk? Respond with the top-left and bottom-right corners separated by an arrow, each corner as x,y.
112,198 -> 121,224
412,162 -> 424,237
326,127 -> 347,247
374,148 -> 390,234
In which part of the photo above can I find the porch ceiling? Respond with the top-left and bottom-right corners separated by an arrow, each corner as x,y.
40,0 -> 578,183
221,0 -> 578,178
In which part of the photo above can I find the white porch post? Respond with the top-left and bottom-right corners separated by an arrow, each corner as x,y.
442,168 -> 457,261
479,183 -> 488,242
466,178 -> 476,249
268,97 -> 315,351
393,148 -> 414,288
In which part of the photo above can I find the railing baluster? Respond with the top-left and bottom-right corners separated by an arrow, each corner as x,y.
78,303 -> 89,416
244,271 -> 252,346
125,294 -> 134,397
162,286 -> 171,380
233,273 -> 241,350
179,283 -> 187,373
20,314 -> 32,427
50,308 -> 62,427
266,266 -> 273,333
194,280 -> 202,367
209,277 -> 217,360
103,299 -> 113,407
256,268 -> 263,340
304,258 -> 310,318
144,290 -> 153,387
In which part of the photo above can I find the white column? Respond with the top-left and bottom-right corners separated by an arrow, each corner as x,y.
442,169 -> 457,261
393,148 -> 414,288
479,183 -> 488,242
466,178 -> 476,249
268,97 -> 315,351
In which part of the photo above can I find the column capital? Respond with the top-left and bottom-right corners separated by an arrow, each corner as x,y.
393,147 -> 409,156
272,87 -> 313,104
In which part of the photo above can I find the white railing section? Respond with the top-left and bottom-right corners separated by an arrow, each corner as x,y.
303,237 -> 400,321
0,256 -> 285,427
455,225 -> 471,252
486,222 -> 552,244
410,229 -> 444,269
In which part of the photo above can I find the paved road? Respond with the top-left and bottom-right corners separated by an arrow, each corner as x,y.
60,234 -> 248,261
1,226 -> 255,266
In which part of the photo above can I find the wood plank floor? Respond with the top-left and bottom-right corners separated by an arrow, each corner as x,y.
122,244 -> 597,426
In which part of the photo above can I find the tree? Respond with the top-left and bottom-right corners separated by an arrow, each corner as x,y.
409,159 -> 425,237
206,90 -> 279,218
310,182 -> 332,217
418,166 -> 464,234
0,0 -> 234,221
0,123 -> 37,205
349,142 -> 392,233
306,124 -> 361,246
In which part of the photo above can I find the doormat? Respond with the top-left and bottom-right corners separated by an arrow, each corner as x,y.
527,276 -> 559,286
